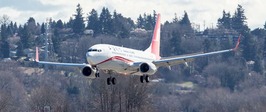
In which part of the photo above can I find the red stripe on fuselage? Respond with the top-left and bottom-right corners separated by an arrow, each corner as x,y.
94,56 -> 133,66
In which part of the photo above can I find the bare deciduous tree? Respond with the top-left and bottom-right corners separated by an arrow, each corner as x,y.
0,14 -> 10,25
29,86 -> 66,112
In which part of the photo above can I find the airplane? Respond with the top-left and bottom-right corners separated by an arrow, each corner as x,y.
35,13 -> 240,85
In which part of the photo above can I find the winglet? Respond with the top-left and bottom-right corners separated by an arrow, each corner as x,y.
233,35 -> 241,51
35,47 -> 39,62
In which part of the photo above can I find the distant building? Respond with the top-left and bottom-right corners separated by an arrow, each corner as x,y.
9,51 -> 17,57
130,28 -> 148,37
24,48 -> 34,58
84,29 -> 94,35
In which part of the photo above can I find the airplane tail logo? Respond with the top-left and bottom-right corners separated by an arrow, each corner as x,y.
145,13 -> 161,60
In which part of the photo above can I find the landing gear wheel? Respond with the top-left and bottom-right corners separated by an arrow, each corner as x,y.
145,75 -> 149,83
107,77 -> 111,85
111,77 -> 116,85
140,76 -> 144,83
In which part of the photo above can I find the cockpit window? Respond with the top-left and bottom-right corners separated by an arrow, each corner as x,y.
88,49 -> 102,52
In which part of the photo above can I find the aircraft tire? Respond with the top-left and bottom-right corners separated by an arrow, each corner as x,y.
140,76 -> 144,83
145,75 -> 149,83
112,77 -> 116,85
107,77 -> 111,85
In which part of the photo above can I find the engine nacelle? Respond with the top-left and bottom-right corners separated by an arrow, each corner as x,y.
82,65 -> 97,79
139,62 -> 157,75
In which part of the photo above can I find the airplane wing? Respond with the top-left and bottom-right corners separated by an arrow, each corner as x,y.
36,61 -> 87,67
153,37 -> 240,67
35,47 -> 87,67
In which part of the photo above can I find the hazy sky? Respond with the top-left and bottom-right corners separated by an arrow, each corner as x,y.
0,0 -> 265,30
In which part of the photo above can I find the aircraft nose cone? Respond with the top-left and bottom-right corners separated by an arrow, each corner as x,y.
86,52 -> 94,64
86,52 -> 92,57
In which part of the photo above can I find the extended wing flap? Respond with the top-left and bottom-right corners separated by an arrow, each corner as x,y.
153,57 -> 194,67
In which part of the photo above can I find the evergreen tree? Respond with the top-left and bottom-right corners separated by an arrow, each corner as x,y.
232,5 -> 248,32
72,4 -> 85,34
27,17 -> 37,35
1,24 -> 8,41
52,29 -> 60,54
180,11 -> 191,26
99,7 -> 112,34
41,23 -> 46,34
173,13 -> 178,23
170,31 -> 182,55
152,10 -> 157,27
179,11 -> 193,36
242,33 -> 256,61
55,20 -> 64,29
87,9 -> 100,36
144,14 -> 153,30
18,25 -> 23,33
67,17 -> 74,28
217,10 -> 232,29
16,42 -> 24,57
137,15 -> 145,28
0,40 -> 10,58
13,22 -> 18,33
7,25 -> 12,36
111,11 -> 120,36
8,21 -> 14,35
19,24 -> 32,48
49,20 -> 57,29
230,5 -> 255,61
111,11 -> 131,38
253,56 -> 263,74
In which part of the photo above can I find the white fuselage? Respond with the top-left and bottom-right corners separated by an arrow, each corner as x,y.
86,44 -> 156,75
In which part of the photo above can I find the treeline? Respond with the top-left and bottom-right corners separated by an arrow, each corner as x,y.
0,4 -> 266,111
0,4 -> 171,59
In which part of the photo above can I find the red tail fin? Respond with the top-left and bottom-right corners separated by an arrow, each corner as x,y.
145,13 -> 161,60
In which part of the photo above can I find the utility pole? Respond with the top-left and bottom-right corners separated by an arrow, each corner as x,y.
203,20 -> 206,30
44,18 -> 51,69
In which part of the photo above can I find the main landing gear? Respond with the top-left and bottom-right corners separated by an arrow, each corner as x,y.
107,77 -> 116,85
140,75 -> 150,83
97,70 -> 149,85
105,70 -> 116,85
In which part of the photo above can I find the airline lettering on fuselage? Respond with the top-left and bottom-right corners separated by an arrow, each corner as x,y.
109,46 -> 153,61
110,46 -> 135,54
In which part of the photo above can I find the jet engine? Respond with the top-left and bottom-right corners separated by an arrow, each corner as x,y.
139,62 -> 157,75
82,65 -> 97,78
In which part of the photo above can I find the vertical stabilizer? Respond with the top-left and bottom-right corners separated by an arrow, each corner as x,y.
145,13 -> 161,60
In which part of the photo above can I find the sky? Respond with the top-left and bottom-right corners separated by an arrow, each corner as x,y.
0,0 -> 265,30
